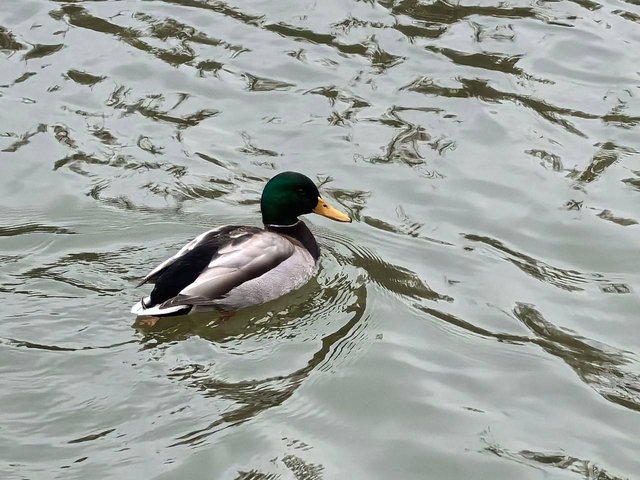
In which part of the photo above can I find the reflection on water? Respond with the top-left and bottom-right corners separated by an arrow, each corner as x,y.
482,431 -> 628,480
161,286 -> 366,448
513,303 -> 640,413
464,234 -> 631,293
1,0 -> 639,477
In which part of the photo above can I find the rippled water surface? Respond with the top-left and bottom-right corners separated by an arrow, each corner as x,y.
2,0 -> 640,478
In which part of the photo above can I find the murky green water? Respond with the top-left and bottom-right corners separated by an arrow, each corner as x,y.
1,0 -> 639,478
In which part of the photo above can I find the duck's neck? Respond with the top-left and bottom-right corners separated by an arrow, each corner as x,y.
265,220 -> 320,261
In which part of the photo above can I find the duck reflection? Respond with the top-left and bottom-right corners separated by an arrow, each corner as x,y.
135,277 -> 335,345
135,262 -> 368,447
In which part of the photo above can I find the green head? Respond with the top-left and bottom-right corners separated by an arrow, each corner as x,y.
260,172 -> 351,226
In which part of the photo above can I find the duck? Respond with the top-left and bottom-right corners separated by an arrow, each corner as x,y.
131,171 -> 351,317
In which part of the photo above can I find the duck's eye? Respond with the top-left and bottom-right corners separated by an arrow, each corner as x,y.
296,188 -> 306,196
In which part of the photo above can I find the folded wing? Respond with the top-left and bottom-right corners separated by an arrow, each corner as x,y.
140,226 -> 297,310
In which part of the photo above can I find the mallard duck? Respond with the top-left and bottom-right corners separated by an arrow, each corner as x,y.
131,171 -> 351,317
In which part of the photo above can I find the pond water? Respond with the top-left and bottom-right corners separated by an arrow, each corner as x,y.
1,0 -> 639,478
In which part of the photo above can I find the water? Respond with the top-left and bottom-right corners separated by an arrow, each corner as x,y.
1,0 -> 639,478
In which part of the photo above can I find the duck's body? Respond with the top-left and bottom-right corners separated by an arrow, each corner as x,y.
131,223 -> 318,316
132,172 -> 350,317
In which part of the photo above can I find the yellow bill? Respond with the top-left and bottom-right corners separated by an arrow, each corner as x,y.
312,197 -> 351,223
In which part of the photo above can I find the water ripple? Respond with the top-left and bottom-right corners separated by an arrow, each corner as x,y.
513,303 -> 640,413
464,234 -> 629,293
1,0 -> 639,477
